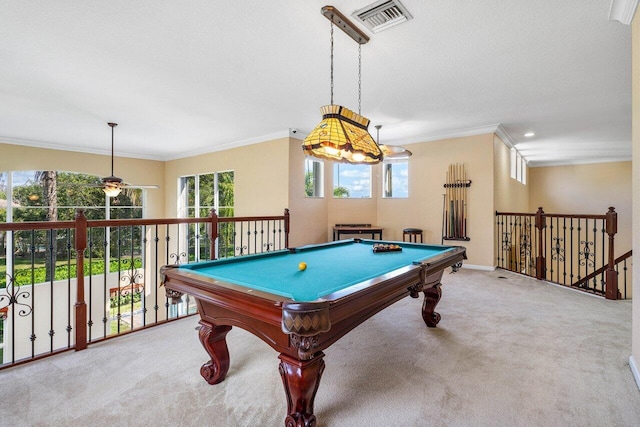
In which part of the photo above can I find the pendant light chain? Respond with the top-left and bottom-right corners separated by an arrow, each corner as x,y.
330,22 -> 334,105
358,44 -> 362,115
303,6 -> 384,165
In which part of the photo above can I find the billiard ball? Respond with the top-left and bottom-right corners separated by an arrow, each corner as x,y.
298,262 -> 307,271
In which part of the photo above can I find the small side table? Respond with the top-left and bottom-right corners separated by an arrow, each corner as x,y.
403,228 -> 423,243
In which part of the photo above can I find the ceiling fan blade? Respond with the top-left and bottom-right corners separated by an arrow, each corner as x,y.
123,184 -> 160,189
56,183 -> 103,188
380,144 -> 412,158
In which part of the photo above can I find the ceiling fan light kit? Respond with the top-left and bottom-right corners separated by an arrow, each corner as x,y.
102,123 -> 122,197
101,122 -> 159,197
104,123 -> 123,197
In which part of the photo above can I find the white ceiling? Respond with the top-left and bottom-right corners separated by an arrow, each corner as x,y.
0,0 -> 633,166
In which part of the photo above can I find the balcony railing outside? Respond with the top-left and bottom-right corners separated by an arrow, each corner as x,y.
0,209 -> 290,369
496,207 -> 631,299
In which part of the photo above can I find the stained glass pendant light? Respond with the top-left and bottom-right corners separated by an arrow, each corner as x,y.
302,6 -> 383,164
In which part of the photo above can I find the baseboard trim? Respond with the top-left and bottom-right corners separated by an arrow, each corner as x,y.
461,264 -> 496,271
630,355 -> 640,391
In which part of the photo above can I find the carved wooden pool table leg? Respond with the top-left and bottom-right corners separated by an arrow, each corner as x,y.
422,284 -> 442,327
198,321 -> 232,384
278,352 -> 326,427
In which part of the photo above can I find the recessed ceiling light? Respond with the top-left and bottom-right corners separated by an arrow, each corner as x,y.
524,132 -> 535,137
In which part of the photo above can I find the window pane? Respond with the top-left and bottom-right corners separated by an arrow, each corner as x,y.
110,207 -> 143,219
186,176 -> 196,207
83,207 -> 106,220
199,173 -> 215,208
218,207 -> 234,217
333,164 -> 371,198
177,172 -> 234,221
382,161 -> 408,198
218,171 -> 234,212
305,159 -> 324,197
0,172 -> 6,221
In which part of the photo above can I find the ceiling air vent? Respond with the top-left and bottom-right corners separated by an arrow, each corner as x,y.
352,0 -> 413,33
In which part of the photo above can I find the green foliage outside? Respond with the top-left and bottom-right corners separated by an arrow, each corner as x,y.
1,170 -> 146,289
9,171 -> 142,222
184,171 -> 235,258
1,258 -> 143,288
110,291 -> 142,309
305,171 -> 314,197
333,186 -> 350,198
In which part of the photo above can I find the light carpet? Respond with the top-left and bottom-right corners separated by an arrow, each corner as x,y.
1,269 -> 639,426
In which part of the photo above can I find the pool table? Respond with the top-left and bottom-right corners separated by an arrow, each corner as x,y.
161,239 -> 466,427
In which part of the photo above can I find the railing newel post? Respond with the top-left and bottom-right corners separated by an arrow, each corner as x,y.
209,209 -> 218,260
74,209 -> 88,351
535,207 -> 546,280
605,207 -> 619,300
284,208 -> 290,249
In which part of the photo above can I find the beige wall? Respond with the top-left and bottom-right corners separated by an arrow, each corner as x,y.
163,138 -> 290,219
493,135 -> 529,213
287,133 -> 498,268
376,134 -> 496,268
287,138 -> 329,248
0,143 -> 165,218
528,162 -> 632,254
632,13 -> 640,388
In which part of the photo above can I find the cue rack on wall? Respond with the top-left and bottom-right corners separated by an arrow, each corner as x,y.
442,163 -> 472,243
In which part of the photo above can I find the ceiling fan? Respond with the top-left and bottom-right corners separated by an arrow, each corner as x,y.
100,122 -> 159,197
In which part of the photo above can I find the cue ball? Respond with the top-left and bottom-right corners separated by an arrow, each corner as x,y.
298,262 -> 307,271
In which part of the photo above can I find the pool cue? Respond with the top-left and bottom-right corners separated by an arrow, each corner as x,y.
455,163 -> 460,237
459,163 -> 463,237
446,165 -> 450,237
453,164 -> 457,237
449,165 -> 454,237
456,163 -> 460,237
451,163 -> 455,238
462,163 -> 466,237
441,193 -> 446,244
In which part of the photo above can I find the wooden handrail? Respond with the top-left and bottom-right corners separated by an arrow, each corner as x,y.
1,208 -> 290,354
572,250 -> 632,290
495,206 -> 621,299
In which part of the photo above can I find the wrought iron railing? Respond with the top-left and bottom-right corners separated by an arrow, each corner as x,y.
0,209 -> 290,369
496,207 -> 631,299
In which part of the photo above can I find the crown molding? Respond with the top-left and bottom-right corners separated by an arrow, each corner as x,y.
609,0 -> 639,25
161,129 -> 292,161
494,124 -> 516,149
400,124 -> 504,146
527,155 -> 632,168
0,135 -> 162,161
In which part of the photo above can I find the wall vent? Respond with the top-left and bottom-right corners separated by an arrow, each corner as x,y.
352,0 -> 413,33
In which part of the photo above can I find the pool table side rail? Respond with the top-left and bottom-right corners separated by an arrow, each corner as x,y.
413,245 -> 467,269
162,266 -> 291,350
313,267 -> 435,350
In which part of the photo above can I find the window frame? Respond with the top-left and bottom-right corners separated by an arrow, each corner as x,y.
510,148 -> 527,185
382,158 -> 409,199
304,158 -> 324,198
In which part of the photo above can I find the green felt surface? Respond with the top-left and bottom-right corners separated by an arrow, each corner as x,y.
180,240 -> 453,301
